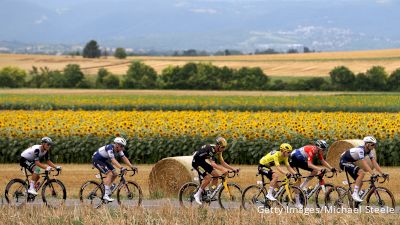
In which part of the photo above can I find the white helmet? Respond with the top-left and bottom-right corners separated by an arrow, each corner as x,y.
41,137 -> 53,145
363,136 -> 377,144
114,137 -> 127,146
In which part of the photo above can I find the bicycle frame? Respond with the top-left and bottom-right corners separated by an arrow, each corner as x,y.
95,169 -> 137,195
22,167 -> 60,200
197,171 -> 237,201
302,171 -> 335,199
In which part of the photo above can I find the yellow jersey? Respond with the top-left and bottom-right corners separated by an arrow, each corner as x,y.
259,150 -> 289,167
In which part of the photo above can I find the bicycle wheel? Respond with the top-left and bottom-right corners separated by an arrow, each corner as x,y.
325,186 -> 352,209
314,183 -> 334,208
218,182 -> 242,209
178,182 -> 199,208
117,181 -> 143,207
277,185 -> 307,209
79,180 -> 104,208
366,187 -> 396,210
241,185 -> 269,210
41,179 -> 66,208
5,179 -> 28,207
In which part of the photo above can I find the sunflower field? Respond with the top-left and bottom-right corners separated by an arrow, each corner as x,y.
1,109 -> 399,165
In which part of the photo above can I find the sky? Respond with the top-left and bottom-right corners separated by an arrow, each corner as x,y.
1,0 -> 399,51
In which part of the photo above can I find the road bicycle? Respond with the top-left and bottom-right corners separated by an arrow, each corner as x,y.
5,167 -> 66,208
179,170 -> 242,209
79,168 -> 143,208
325,170 -> 395,210
300,169 -> 336,208
241,172 -> 307,210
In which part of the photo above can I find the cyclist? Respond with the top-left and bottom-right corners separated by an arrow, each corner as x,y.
191,137 -> 239,205
259,143 -> 297,201
339,136 -> 388,202
290,140 -> 336,192
92,137 -> 137,202
19,137 -> 62,195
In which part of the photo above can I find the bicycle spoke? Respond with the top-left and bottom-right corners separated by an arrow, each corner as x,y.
218,183 -> 242,209
42,180 -> 66,208
80,181 -> 103,208
241,185 -> 269,210
5,180 -> 28,207
367,187 -> 395,210
117,181 -> 143,207
178,182 -> 199,208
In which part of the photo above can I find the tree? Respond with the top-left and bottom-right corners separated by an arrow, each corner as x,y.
123,61 -> 157,89
114,47 -> 127,59
83,40 -> 101,58
96,68 -> 110,88
329,66 -> 355,90
387,68 -> 400,91
103,75 -> 120,89
365,66 -> 388,91
229,67 -> 269,90
354,72 -> 369,91
0,66 -> 27,87
63,64 -> 84,87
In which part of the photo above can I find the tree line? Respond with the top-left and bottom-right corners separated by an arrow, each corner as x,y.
0,62 -> 399,91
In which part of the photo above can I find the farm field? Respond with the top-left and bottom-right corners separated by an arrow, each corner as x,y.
1,91 -> 400,112
1,164 -> 399,202
1,48 -> 400,76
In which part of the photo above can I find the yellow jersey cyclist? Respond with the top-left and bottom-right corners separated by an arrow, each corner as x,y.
340,136 -> 389,202
19,137 -> 62,195
191,137 -> 240,205
259,143 -> 297,201
92,137 -> 137,202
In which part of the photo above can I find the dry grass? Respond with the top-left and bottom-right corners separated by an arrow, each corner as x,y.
0,204 -> 399,225
1,48 -> 400,76
1,164 -> 399,201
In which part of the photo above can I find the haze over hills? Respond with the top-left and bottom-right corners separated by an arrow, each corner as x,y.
1,0 -> 400,52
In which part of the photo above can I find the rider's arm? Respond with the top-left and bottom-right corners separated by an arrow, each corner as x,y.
360,159 -> 375,175
209,160 -> 228,174
307,161 -> 320,171
371,158 -> 384,174
121,156 -> 134,168
218,153 -> 236,171
46,160 -> 57,168
35,160 -> 48,170
110,158 -> 123,169
321,159 -> 333,170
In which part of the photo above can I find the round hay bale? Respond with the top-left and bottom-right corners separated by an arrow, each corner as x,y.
326,139 -> 374,169
149,156 -> 197,197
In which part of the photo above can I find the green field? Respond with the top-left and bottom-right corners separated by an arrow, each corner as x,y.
1,92 -> 400,112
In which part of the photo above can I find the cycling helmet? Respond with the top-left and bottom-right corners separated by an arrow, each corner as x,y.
315,140 -> 328,150
280,143 -> 292,152
114,137 -> 127,146
363,136 -> 377,144
41,137 -> 53,145
215,137 -> 227,148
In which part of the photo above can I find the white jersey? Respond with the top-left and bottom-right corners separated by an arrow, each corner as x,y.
21,145 -> 49,161
341,146 -> 375,162
93,144 -> 124,160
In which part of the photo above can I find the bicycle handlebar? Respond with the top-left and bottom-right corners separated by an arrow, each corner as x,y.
119,168 -> 137,177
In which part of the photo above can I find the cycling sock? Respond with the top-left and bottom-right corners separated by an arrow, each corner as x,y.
104,185 -> 110,195
353,186 -> 359,194
29,180 -> 35,189
195,188 -> 203,196
268,187 -> 274,195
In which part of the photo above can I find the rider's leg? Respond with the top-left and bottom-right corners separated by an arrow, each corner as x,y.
103,170 -> 117,197
354,169 -> 365,195
29,166 -> 40,189
300,169 -> 317,189
267,172 -> 278,200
